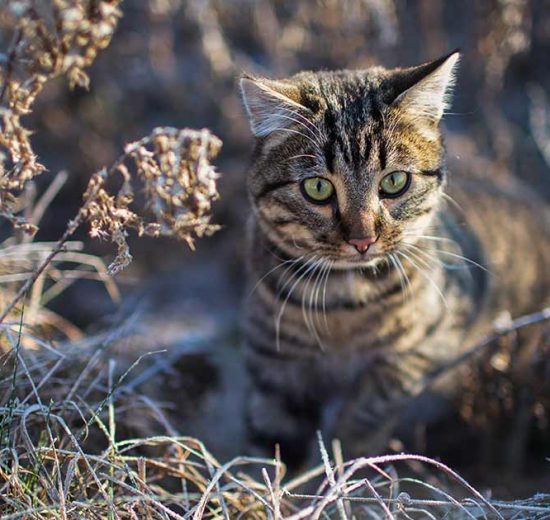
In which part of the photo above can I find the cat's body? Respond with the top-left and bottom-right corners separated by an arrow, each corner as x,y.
240,54 -> 550,467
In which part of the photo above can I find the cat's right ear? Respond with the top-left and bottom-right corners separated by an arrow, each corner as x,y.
387,51 -> 460,125
239,76 -> 309,138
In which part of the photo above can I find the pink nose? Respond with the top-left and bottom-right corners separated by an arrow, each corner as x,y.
348,236 -> 377,254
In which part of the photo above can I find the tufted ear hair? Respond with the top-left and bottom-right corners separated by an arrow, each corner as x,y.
239,76 -> 312,137
386,50 -> 460,124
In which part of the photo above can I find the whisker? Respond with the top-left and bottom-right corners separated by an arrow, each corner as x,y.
320,260 -> 333,334
405,244 -> 454,271
291,235 -> 306,250
403,233 -> 455,244
400,246 -> 439,270
283,154 -> 318,162
311,258 -> 332,345
306,259 -> 326,351
268,127 -> 322,152
301,259 -> 320,342
273,113 -> 323,148
275,252 -> 315,298
395,253 -> 413,298
276,255 -> 308,294
268,109 -> 324,152
310,260 -> 324,331
402,242 -> 466,271
413,243 -> 490,273
441,192 -> 465,215
275,256 -> 318,351
248,255 -> 304,299
396,250 -> 448,309
388,253 -> 409,301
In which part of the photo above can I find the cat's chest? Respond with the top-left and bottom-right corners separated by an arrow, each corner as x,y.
316,300 -> 434,353
313,271 -> 444,351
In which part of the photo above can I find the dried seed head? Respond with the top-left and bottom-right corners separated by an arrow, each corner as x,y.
81,128 -> 222,274
0,1 -> 122,231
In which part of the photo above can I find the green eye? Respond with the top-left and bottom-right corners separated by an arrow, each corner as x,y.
301,177 -> 335,204
379,171 -> 410,197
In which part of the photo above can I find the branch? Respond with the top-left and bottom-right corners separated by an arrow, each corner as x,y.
0,127 -> 221,324
422,306 -> 550,392
0,152 -> 127,325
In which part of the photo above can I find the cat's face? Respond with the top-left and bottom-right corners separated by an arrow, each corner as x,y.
241,52 -> 459,269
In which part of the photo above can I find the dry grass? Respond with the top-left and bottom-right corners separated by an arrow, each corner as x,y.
0,325 -> 549,519
0,1 -> 549,518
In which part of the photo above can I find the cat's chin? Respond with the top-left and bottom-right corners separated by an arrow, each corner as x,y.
329,255 -> 387,270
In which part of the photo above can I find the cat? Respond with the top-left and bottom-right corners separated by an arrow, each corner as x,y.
239,51 -> 550,468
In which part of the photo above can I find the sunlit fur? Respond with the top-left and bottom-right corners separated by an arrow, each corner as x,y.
240,53 -> 550,469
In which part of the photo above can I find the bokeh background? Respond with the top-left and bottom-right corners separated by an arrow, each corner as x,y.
13,0 -> 550,497
31,0 -> 550,289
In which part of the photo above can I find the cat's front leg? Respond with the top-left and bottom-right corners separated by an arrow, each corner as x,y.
331,361 -> 421,458
245,355 -> 322,471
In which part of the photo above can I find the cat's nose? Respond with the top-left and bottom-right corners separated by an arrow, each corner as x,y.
347,236 -> 377,254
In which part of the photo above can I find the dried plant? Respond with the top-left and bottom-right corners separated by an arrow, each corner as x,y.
0,239 -> 120,343
0,0 -> 122,232
0,2 -> 222,326
0,325 -> 548,519
82,127 -> 221,275
0,126 -> 222,324
0,170 -> 122,343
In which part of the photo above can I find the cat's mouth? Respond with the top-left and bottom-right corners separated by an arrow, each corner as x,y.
328,252 -> 387,270
324,240 -> 402,269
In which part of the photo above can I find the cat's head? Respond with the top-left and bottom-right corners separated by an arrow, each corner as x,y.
240,51 -> 459,269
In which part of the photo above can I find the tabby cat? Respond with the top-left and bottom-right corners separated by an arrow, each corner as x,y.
240,52 -> 550,468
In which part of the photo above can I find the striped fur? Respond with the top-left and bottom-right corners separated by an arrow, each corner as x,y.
240,53 -> 550,468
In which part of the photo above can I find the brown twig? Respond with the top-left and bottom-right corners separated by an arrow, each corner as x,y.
0,153 -> 126,325
424,306 -> 550,389
0,126 -> 221,323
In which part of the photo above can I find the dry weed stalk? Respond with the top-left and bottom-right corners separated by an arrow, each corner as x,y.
1,325 -> 548,519
0,126 -> 221,324
0,0 -> 122,232
83,127 -> 221,275
0,239 -> 120,343
0,2 -> 222,328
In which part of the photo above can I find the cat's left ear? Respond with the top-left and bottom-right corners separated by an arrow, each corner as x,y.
239,76 -> 311,138
388,50 -> 460,124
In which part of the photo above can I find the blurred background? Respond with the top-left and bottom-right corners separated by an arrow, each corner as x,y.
11,0 -> 550,497
29,0 -> 550,310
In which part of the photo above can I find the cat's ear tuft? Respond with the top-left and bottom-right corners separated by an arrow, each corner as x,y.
390,51 -> 460,124
239,77 -> 309,137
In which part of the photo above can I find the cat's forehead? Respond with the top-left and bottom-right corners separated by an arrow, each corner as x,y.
288,71 -> 393,175
286,69 -> 443,175
292,69 -> 386,111
289,70 -> 395,151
